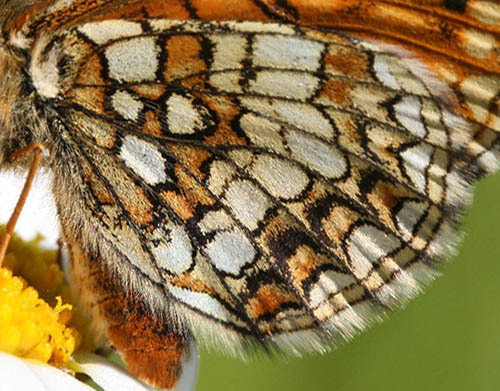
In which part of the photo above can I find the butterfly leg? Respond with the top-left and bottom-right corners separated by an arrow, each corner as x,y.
0,143 -> 45,263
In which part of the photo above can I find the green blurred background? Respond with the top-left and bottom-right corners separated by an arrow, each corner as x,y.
196,173 -> 500,391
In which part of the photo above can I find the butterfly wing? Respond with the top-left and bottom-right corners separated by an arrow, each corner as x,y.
13,0 -> 500,388
40,18 -> 498,341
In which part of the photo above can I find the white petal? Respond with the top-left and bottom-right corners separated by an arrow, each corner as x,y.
0,352 -> 93,391
74,344 -> 198,391
73,352 -> 151,391
0,169 -> 60,248
176,341 -> 199,391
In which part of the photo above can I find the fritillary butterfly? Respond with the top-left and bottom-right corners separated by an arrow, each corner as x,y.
0,0 -> 499,389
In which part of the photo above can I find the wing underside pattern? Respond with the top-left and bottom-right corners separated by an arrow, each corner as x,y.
28,17 -> 499,354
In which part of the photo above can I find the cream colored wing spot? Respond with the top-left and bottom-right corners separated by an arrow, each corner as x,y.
470,1 -> 500,25
286,130 -> 347,179
252,35 -> 324,71
149,19 -> 184,31
78,20 -> 143,45
207,160 -> 238,196
460,75 -> 500,123
373,54 -> 399,89
111,90 -> 143,121
458,28 -> 497,59
169,286 -> 233,322
394,95 -> 426,138
198,210 -> 233,234
249,71 -> 320,99
152,226 -> 193,275
346,225 -> 401,278
395,200 -> 428,242
224,180 -> 271,231
205,229 -> 256,275
372,51 -> 435,98
308,269 -> 356,308
119,135 -> 166,186
166,94 -> 204,135
210,34 -> 247,71
251,155 -> 309,200
400,143 -> 433,193
105,37 -> 160,82
228,20 -> 295,34
420,102 -> 449,148
45,0 -> 79,13
238,113 -> 286,153
241,97 -> 335,139
209,71 -> 243,93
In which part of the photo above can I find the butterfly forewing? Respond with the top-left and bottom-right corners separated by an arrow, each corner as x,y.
1,0 -> 500,389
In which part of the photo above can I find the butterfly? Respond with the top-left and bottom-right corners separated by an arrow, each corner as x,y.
0,0 -> 499,388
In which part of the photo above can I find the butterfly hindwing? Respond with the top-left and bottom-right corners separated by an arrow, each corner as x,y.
28,18 -> 497,356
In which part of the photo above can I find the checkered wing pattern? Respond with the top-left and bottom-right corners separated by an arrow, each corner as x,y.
2,0 -> 500,388
48,18 -> 498,343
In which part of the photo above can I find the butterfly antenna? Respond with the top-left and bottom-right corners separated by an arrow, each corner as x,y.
0,143 -> 45,265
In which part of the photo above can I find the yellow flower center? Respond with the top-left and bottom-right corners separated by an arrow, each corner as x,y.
0,226 -> 82,367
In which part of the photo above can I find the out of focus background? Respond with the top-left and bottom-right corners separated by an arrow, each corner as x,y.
2,170 -> 500,391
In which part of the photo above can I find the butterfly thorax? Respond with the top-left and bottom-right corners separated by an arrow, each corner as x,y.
0,42 -> 37,167
0,15 -> 71,170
